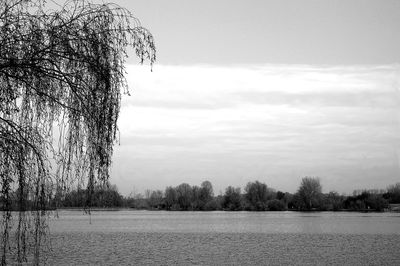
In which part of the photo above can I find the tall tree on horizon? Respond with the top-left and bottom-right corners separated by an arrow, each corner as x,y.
0,0 -> 155,264
296,177 -> 323,210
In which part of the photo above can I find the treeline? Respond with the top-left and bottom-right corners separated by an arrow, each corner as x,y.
53,178 -> 400,212
6,178 -> 398,212
56,183 -> 123,208
0,182 -> 124,211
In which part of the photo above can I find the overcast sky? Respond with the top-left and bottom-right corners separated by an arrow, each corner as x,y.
101,0 -> 400,195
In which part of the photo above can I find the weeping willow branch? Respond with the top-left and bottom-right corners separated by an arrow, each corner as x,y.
0,0 -> 155,264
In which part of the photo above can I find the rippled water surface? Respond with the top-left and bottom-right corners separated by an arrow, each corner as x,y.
45,211 -> 400,265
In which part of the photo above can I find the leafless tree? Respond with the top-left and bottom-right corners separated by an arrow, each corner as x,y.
297,177 -> 322,210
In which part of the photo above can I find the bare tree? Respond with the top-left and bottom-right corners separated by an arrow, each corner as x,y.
176,183 -> 193,210
297,177 -> 322,210
244,181 -> 274,211
0,0 -> 155,264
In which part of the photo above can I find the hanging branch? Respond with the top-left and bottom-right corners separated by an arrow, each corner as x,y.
0,0 -> 155,264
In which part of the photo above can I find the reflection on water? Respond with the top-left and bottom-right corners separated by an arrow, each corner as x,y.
46,211 -> 400,265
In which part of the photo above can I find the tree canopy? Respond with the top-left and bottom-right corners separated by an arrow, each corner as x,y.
0,0 -> 155,264
296,177 -> 322,210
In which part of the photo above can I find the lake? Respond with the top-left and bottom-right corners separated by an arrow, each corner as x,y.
45,210 -> 400,265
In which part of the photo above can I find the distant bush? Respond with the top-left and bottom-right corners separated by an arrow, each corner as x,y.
384,183 -> 400,204
59,183 -> 124,208
223,186 -> 242,211
267,199 -> 286,211
322,191 -> 345,211
344,191 -> 388,212
203,198 -> 222,211
244,181 -> 274,211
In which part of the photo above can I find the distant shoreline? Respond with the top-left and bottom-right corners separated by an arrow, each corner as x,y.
52,206 -> 400,213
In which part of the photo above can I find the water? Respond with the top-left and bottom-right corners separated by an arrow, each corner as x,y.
45,211 -> 400,265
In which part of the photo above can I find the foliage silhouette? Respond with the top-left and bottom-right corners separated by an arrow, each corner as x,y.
59,179 -> 395,213
295,177 -> 322,210
0,0 -> 155,264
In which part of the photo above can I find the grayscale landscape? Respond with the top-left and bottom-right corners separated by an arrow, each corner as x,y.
1,0 -> 400,265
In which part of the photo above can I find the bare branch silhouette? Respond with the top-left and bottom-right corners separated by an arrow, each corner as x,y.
0,0 -> 155,264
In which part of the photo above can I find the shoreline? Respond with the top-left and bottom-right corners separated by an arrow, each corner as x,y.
52,207 -> 399,213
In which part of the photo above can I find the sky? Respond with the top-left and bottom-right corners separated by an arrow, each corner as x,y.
96,0 -> 400,195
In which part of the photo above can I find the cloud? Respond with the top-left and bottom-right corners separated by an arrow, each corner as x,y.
111,64 -> 400,195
